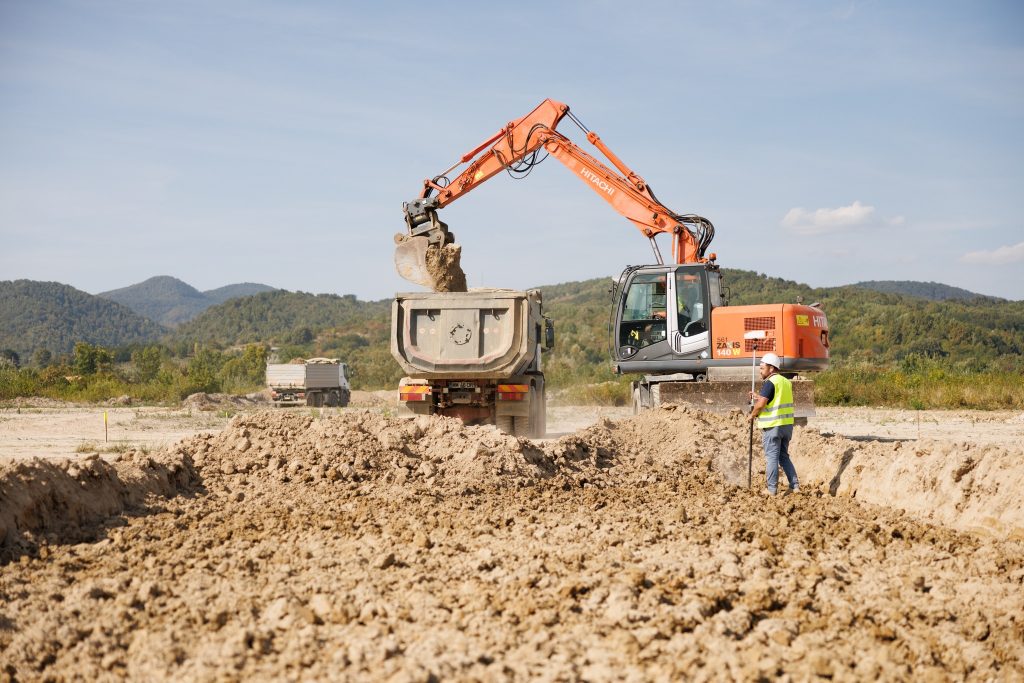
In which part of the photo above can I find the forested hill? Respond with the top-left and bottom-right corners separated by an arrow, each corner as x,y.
171,290 -> 391,347
852,280 -> 1000,302
0,280 -> 166,360
204,282 -> 277,305
98,276 -> 276,326
166,290 -> 395,385
3,272 -> 1021,383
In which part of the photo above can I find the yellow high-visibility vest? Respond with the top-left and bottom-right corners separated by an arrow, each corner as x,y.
758,373 -> 795,429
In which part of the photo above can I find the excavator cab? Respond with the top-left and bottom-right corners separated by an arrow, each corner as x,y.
613,263 -> 826,417
613,263 -> 721,375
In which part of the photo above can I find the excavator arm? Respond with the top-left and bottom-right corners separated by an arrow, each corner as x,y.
396,98 -> 716,288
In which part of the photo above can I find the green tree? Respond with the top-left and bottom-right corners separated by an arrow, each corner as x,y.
239,344 -> 267,384
0,349 -> 19,369
290,326 -> 314,344
186,348 -> 224,394
218,343 -> 268,392
132,345 -> 164,382
32,348 -> 53,368
73,342 -> 112,375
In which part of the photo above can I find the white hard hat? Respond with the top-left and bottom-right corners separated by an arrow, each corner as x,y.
760,352 -> 781,369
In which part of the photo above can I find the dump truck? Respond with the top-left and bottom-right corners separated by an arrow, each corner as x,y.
391,288 -> 554,438
266,358 -> 351,407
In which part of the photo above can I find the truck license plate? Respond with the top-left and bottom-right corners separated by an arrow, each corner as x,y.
448,381 -> 476,389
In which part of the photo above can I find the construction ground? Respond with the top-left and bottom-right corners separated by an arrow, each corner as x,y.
1,395 -> 1022,680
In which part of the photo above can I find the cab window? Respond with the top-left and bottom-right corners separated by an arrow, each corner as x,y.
676,271 -> 707,337
622,274 -> 666,321
620,273 -> 667,349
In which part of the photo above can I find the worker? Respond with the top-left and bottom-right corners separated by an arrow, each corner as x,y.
747,352 -> 799,495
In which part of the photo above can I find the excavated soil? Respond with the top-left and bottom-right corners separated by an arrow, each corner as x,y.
1,406 -> 1023,680
424,242 -> 468,293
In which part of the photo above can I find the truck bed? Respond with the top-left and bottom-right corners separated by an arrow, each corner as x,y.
391,289 -> 542,379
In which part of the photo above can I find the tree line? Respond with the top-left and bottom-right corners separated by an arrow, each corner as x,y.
2,270 -> 1022,408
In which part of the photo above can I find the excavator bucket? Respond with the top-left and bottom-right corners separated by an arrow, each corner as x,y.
661,379 -> 814,415
394,233 -> 435,289
645,378 -> 816,423
394,232 -> 469,292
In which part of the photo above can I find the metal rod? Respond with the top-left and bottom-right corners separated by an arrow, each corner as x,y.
748,343 -> 756,488
742,331 -> 766,490
649,236 -> 664,265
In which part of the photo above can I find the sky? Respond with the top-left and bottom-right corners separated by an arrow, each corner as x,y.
1,0 -> 1022,301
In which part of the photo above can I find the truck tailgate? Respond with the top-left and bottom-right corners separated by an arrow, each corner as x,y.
391,290 -> 538,379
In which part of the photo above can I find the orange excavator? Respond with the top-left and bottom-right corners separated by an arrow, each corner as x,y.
396,98 -> 829,415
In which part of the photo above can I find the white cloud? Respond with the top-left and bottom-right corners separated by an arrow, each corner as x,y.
961,241 -> 1024,265
781,201 -> 875,235
887,215 -> 906,226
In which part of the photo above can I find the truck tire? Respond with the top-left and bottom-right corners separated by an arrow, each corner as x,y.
513,385 -> 545,439
325,391 -> 339,407
338,390 -> 350,408
495,415 -> 514,435
533,386 -> 547,438
307,392 -> 323,408
512,414 -> 531,438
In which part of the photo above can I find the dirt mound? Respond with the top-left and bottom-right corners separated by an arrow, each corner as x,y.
796,430 -> 1024,538
183,392 -> 265,411
180,410 -> 553,495
347,389 -> 393,408
1,405 -> 1022,680
175,405 -> 751,496
547,405 -> 751,487
2,396 -> 76,409
0,450 -> 196,560
177,405 -> 1024,538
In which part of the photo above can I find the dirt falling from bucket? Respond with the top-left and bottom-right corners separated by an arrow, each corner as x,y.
424,242 -> 467,292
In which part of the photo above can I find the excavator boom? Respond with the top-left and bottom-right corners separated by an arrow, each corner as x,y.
396,98 -> 715,290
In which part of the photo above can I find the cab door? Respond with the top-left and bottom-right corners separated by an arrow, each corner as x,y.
669,266 -> 710,358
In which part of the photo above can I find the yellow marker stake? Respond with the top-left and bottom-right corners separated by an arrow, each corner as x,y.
104,411 -> 108,443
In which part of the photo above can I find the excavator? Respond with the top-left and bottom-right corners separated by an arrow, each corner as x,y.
395,98 -> 830,416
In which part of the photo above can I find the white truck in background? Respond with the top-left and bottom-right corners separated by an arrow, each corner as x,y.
266,358 -> 351,407
391,288 -> 554,438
